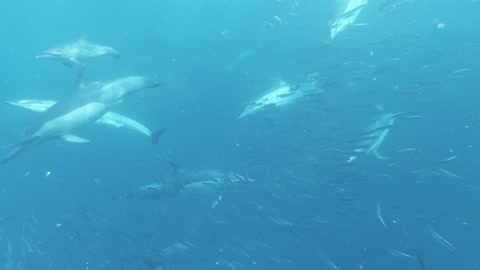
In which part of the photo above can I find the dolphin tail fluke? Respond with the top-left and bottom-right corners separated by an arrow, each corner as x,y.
150,128 -> 167,145
373,151 -> 388,160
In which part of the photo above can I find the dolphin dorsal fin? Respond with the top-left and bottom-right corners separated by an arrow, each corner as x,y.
373,151 -> 388,160
168,162 -> 181,175
74,68 -> 87,91
78,34 -> 88,42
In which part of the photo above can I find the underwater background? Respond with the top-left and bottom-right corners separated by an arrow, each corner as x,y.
0,0 -> 479,269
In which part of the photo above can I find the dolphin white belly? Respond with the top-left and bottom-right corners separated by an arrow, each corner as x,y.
34,102 -> 106,137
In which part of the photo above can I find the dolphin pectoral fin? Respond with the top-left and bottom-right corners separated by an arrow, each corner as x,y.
151,128 -> 167,145
373,151 -> 388,160
69,57 -> 80,64
347,155 -> 357,163
61,134 -> 90,143
66,58 -> 81,67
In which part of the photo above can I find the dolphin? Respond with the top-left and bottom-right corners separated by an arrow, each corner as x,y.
2,75 -> 167,164
36,37 -> 121,67
239,80 -> 322,118
127,168 -> 254,207
347,113 -> 395,162
330,0 -> 368,40
4,99 -> 166,144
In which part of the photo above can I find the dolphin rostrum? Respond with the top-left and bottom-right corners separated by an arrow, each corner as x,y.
36,37 -> 121,67
2,75 -> 167,164
4,99 -> 166,145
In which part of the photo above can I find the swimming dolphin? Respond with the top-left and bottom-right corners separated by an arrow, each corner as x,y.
2,75 -> 167,164
239,80 -> 322,118
128,168 -> 254,207
36,37 -> 121,67
330,0 -> 368,40
347,113 -> 395,162
4,99 -> 166,144
136,169 -> 254,197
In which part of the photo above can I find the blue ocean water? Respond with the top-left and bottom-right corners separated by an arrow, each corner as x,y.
0,0 -> 479,269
